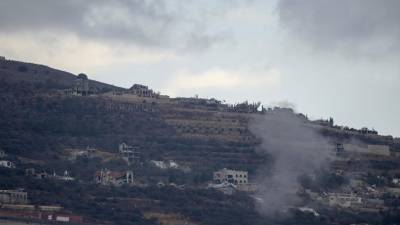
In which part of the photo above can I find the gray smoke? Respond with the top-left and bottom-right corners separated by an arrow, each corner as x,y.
249,109 -> 332,215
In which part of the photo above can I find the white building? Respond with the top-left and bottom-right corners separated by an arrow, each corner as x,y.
0,160 -> 15,168
213,168 -> 248,185
343,144 -> 390,157
150,160 -> 179,169
327,193 -> 362,208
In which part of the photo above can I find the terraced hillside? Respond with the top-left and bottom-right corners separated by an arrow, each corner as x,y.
0,65 -> 267,179
1,59 -> 400,225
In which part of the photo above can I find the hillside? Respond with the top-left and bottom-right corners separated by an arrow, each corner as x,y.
0,58 -> 121,92
0,58 -> 400,225
0,58 -> 268,174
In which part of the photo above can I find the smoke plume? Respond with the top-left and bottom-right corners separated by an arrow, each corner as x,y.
249,109 -> 332,215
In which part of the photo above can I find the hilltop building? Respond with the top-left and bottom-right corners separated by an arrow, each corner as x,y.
314,117 -> 334,127
0,189 -> 28,204
213,168 -> 248,185
128,84 -> 158,98
94,168 -> 134,186
109,83 -> 169,100
73,73 -> 90,96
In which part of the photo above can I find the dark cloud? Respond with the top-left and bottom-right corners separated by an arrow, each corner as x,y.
0,0 -> 228,50
277,0 -> 400,55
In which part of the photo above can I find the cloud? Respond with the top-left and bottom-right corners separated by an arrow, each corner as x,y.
277,0 -> 400,56
0,0 -> 230,51
0,0 -> 171,46
0,0 -> 246,72
0,32 -> 177,73
225,4 -> 274,24
164,67 -> 280,96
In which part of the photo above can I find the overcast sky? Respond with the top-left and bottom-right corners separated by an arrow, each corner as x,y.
0,0 -> 399,137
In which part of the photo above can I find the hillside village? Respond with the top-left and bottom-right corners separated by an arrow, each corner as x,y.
0,58 -> 400,225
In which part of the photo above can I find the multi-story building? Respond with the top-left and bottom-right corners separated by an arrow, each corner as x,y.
119,143 -> 139,164
213,168 -> 248,185
0,189 -> 28,204
128,84 -> 158,98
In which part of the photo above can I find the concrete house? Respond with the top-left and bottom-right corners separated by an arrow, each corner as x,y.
327,193 -> 362,208
119,143 -> 139,165
0,189 -> 28,204
343,144 -> 390,157
128,84 -> 158,98
0,160 -> 15,169
213,168 -> 248,185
